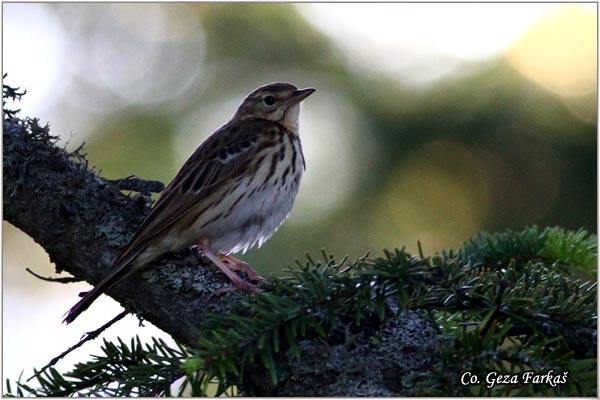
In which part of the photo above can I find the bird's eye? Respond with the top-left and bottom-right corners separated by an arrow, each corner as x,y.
263,95 -> 276,106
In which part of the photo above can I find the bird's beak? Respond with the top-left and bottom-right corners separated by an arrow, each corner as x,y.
289,87 -> 316,104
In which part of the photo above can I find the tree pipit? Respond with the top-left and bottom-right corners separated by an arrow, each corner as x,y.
64,82 -> 314,323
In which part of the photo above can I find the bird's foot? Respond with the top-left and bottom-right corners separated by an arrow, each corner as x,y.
220,253 -> 270,283
198,245 -> 267,296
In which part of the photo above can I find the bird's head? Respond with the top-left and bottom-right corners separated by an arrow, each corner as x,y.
234,82 -> 315,132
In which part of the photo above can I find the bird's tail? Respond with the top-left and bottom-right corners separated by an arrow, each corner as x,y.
63,261 -> 136,324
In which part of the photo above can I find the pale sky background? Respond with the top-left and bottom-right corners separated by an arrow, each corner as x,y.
2,2 -> 597,389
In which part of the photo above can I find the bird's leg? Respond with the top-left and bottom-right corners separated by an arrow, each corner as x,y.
219,253 -> 270,283
198,244 -> 260,292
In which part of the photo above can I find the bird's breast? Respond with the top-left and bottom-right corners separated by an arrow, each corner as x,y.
184,131 -> 304,255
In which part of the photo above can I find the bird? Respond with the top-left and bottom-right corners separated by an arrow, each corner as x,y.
63,82 -> 315,324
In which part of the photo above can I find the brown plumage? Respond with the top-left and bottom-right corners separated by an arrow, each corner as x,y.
64,82 -> 314,323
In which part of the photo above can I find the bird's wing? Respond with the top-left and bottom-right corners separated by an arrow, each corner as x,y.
111,118 -> 282,266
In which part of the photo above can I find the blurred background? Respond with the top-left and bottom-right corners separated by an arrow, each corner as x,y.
3,3 -> 597,386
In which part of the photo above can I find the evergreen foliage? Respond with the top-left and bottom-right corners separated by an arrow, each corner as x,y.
5,226 -> 597,396
6,338 -> 198,397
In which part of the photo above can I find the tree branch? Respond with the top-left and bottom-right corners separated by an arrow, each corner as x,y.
3,103 -> 241,346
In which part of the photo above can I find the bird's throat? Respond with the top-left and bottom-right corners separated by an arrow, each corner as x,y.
282,104 -> 301,134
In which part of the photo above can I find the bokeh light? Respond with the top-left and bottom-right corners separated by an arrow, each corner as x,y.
296,3 -> 569,85
54,3 -> 208,113
508,5 -> 597,97
507,4 -> 597,130
371,139 -> 492,253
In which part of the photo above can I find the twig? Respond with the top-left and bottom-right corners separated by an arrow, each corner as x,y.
27,311 -> 128,382
106,175 -> 165,195
26,267 -> 81,283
